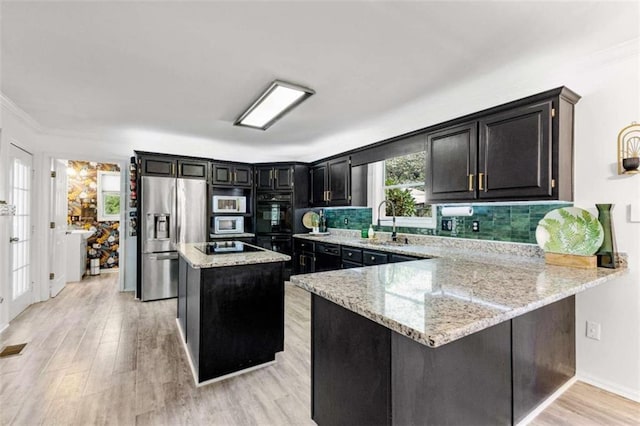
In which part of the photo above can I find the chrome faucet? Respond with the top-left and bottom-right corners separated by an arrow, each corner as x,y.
377,200 -> 397,242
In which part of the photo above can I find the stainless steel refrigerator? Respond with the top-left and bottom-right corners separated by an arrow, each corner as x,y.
140,176 -> 207,301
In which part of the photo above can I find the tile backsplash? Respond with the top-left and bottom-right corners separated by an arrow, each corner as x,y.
321,203 -> 573,244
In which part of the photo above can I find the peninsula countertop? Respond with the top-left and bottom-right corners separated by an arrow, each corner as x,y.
177,242 -> 291,269
290,232 -> 628,348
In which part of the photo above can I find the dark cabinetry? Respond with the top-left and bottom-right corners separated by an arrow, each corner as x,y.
178,159 -> 208,179
426,122 -> 477,201
478,101 -> 552,199
211,162 -> 253,187
177,257 -> 285,383
140,156 -> 176,177
256,165 -> 294,190
310,156 -> 351,206
294,239 -> 315,274
426,88 -> 578,203
293,239 -> 422,273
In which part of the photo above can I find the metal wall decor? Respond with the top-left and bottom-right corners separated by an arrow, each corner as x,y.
617,121 -> 640,174
0,200 -> 16,216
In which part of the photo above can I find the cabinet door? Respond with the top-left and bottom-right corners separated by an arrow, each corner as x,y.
256,167 -> 274,190
178,160 -> 207,179
426,123 -> 477,202
478,101 -> 552,199
298,252 -> 315,274
310,164 -> 327,206
141,156 -> 176,177
233,165 -> 253,187
274,166 -> 293,190
211,163 -> 233,186
363,250 -> 389,266
327,157 -> 351,206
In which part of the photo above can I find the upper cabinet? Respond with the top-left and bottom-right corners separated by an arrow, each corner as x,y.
426,122 -> 478,202
310,156 -> 351,206
140,156 -> 176,177
178,159 -> 208,179
426,87 -> 579,203
478,101 -> 552,200
211,162 -> 253,187
256,165 -> 294,191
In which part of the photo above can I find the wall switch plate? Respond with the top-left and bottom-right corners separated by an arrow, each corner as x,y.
630,203 -> 640,223
586,320 -> 601,340
472,221 -> 480,232
441,219 -> 453,231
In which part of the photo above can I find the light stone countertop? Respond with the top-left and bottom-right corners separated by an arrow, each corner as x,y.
291,230 -> 628,348
177,242 -> 290,269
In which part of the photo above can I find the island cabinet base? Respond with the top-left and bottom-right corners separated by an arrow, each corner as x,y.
178,257 -> 285,384
311,295 -> 575,426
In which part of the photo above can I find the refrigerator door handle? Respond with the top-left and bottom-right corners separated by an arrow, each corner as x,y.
149,253 -> 179,261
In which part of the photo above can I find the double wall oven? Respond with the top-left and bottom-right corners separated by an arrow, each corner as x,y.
255,193 -> 293,275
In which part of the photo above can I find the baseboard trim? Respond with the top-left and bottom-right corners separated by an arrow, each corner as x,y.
577,372 -> 640,403
175,318 -> 276,388
517,376 -> 578,426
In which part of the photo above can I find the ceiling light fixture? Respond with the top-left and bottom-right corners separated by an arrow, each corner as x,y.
234,80 -> 315,130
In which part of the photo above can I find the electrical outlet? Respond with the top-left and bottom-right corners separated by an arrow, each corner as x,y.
441,219 -> 453,231
344,217 -> 349,225
586,321 -> 601,340
472,221 -> 480,232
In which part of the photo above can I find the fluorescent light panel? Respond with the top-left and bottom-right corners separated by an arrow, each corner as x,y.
235,80 -> 314,130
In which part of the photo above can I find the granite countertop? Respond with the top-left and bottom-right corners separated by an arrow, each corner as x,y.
177,242 -> 290,269
291,231 -> 628,348
293,232 -> 545,268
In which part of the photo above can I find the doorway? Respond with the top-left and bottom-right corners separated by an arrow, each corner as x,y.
8,144 -> 33,321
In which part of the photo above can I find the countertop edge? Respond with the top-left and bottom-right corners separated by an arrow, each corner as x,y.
291,266 -> 629,348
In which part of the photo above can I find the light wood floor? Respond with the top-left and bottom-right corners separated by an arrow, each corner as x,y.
1,274 -> 638,425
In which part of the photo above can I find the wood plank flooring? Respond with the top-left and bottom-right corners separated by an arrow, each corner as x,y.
1,273 -> 638,425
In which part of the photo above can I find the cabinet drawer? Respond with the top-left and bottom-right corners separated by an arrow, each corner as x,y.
295,239 -> 315,253
389,253 -> 421,263
316,242 -> 341,256
342,260 -> 363,269
341,247 -> 363,263
362,250 -> 389,266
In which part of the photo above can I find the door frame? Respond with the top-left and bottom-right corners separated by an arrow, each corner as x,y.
42,151 -> 129,295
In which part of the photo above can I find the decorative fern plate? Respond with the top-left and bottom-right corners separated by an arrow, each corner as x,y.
535,207 -> 604,255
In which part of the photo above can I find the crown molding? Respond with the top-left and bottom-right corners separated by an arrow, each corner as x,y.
0,92 -> 43,133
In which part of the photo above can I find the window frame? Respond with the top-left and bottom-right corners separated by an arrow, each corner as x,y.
97,171 -> 121,222
368,157 -> 436,230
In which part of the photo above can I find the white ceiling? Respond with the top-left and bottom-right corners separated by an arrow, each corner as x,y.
2,1 -> 638,161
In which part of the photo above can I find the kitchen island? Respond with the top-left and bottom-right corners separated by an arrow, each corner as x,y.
290,233 -> 627,425
176,241 -> 290,386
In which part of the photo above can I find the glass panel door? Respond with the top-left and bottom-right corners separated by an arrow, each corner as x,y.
9,144 -> 33,320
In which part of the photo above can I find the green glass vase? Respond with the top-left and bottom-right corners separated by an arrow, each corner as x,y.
596,204 -> 617,269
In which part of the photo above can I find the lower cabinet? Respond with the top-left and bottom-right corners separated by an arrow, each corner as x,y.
294,238 -> 422,273
311,294 -> 576,425
177,256 -> 285,383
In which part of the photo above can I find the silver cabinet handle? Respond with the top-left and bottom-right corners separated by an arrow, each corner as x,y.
9,237 -> 19,243
371,256 -> 375,261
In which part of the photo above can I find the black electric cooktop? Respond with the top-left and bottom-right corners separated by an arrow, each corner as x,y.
194,241 -> 263,255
